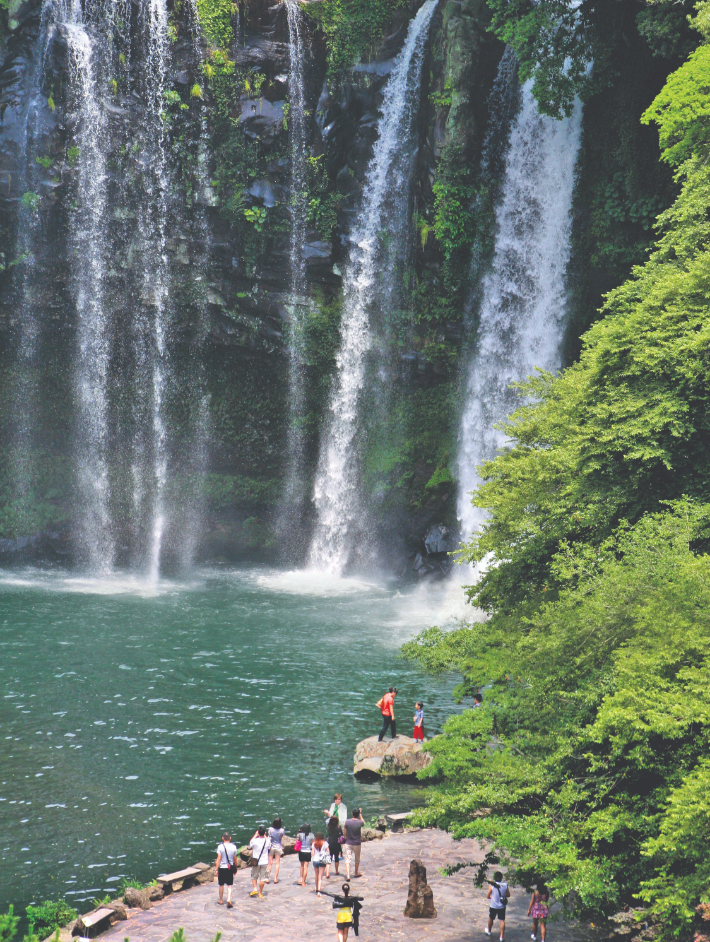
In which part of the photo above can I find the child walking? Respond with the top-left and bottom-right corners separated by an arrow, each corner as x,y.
412,702 -> 424,741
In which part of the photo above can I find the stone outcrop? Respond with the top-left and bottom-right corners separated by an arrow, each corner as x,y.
104,902 -> 128,924
124,887 -> 153,910
353,735 -> 431,778
404,858 -> 437,918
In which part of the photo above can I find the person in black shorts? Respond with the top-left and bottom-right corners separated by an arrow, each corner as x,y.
214,830 -> 237,908
326,814 -> 342,878
485,871 -> 510,939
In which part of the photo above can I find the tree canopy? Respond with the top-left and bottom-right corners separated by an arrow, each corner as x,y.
404,3 -> 710,936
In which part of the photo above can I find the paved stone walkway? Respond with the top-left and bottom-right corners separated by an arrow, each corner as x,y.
103,830 -> 602,942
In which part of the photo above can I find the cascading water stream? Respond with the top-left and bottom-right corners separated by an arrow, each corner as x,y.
278,0 -> 310,536
138,0 -> 171,582
456,74 -> 584,546
308,0 -> 438,575
64,16 -> 115,572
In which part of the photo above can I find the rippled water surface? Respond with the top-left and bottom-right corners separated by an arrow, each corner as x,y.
0,565 -> 462,913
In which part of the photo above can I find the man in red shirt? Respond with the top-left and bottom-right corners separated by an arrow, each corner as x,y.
377,687 -> 398,741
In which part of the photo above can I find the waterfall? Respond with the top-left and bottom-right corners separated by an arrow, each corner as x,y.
64,16 -> 115,572
135,0 -> 171,582
308,0 -> 438,574
456,74 -> 584,544
278,0 -> 310,543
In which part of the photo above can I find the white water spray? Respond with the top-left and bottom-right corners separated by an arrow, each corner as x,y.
457,77 -> 584,544
278,0 -> 310,538
308,0 -> 438,574
65,19 -> 115,572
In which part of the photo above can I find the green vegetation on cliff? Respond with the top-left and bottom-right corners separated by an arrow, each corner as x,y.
306,0 -> 405,74
404,2 -> 710,936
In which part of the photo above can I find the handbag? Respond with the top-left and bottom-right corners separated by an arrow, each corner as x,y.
248,837 -> 268,868
222,842 -> 237,874
294,838 -> 302,853
338,835 -> 346,844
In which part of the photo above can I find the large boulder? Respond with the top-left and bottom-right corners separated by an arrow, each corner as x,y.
404,859 -> 437,918
353,735 -> 431,778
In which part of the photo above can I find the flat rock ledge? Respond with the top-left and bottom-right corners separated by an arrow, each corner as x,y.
354,735 -> 431,778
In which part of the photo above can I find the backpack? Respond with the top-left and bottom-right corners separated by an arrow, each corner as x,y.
376,696 -> 384,710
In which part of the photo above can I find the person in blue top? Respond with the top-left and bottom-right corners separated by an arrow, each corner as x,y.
412,702 -> 424,741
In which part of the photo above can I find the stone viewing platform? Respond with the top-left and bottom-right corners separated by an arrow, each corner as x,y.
75,829 -> 602,942
353,735 -> 432,778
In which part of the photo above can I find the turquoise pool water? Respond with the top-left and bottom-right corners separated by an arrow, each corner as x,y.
0,565 -> 462,914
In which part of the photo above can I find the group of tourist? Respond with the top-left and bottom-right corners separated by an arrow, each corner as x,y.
214,795 -> 366,939
211,688 -> 553,941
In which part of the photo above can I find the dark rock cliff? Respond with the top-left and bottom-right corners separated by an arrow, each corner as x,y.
0,0 -> 501,571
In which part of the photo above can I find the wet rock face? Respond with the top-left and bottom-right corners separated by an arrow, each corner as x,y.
0,0 -> 500,565
353,735 -> 432,778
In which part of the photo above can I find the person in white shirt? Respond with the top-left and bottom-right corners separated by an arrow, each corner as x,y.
214,830 -> 237,908
248,824 -> 271,898
485,871 -> 510,940
324,792 -> 348,827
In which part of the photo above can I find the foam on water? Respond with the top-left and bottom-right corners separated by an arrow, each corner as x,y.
0,567 -> 197,596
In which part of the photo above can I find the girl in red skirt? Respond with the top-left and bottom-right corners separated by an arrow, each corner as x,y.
412,702 -> 424,741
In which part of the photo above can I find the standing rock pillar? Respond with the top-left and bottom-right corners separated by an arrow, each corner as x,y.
404,858 -> 437,918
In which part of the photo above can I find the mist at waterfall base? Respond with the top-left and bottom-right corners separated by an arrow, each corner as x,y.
0,566 -> 462,914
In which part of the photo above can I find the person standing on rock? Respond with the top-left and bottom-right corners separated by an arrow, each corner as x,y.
214,830 -> 237,908
248,824 -> 271,898
343,807 -> 365,880
267,816 -> 285,884
324,792 -> 348,827
412,701 -> 425,741
377,687 -> 397,741
485,870 -> 510,940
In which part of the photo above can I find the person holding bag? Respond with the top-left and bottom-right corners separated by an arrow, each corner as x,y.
311,832 -> 330,897
297,823 -> 313,886
248,824 -> 271,898
214,830 -> 237,908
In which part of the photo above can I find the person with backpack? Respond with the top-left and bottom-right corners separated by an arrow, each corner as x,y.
248,824 -> 271,898
376,687 -> 397,741
214,830 -> 237,908
527,881 -> 550,940
485,870 -> 510,940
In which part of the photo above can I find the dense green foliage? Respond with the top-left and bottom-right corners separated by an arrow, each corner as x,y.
196,0 -> 236,47
488,0 -> 696,117
25,901 -> 77,937
305,0 -> 405,75
406,506 -> 710,934
403,3 -> 710,936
